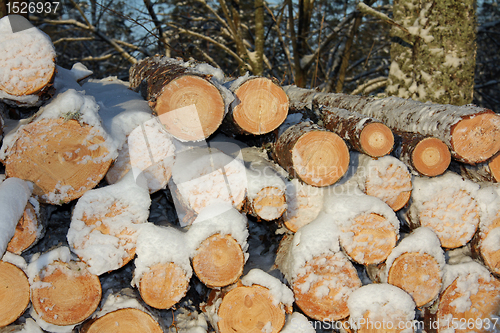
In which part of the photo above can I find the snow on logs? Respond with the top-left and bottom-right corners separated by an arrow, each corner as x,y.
393,131 -> 451,177
0,254 -> 30,328
6,197 -> 44,255
204,269 -> 293,333
67,172 -> 151,275
0,89 -> 117,204
80,289 -> 163,333
27,247 -> 101,331
272,122 -> 350,187
221,74 -> 289,135
404,172 -> 480,249
83,78 -> 176,193
0,16 -> 56,105
424,260 -> 500,333
276,215 -> 361,321
129,56 -> 232,142
346,152 -> 412,211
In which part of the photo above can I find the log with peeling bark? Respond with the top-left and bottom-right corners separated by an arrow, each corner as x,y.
0,16 -> 56,106
403,172 -> 480,249
317,103 -> 394,158
393,131 -> 451,177
203,269 -> 293,333
367,228 -> 445,308
276,216 -> 361,321
170,147 -> 247,226
324,186 -> 400,266
132,224 -> 191,310
81,289 -> 163,333
423,261 -> 500,333
6,198 -> 45,255
239,147 -> 287,221
188,206 -> 248,288
129,56 -> 231,142
346,152 -> 412,211
67,172 -> 151,276
457,153 -> 500,183
83,78 -> 176,194
28,247 -> 101,328
0,260 -> 30,327
272,121 -> 350,187
347,283 -> 416,333
221,75 -> 289,136
284,86 -> 500,164
0,89 -> 116,205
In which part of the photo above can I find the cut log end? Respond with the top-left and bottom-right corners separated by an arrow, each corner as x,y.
365,162 -> 411,211
0,262 -> 30,327
451,112 -> 500,164
293,253 -> 361,321
232,77 -> 289,135
340,213 -> 397,265
82,308 -> 163,333
387,253 -> 442,307
138,262 -> 189,309
476,218 -> 500,276
217,285 -> 286,333
412,137 -> 451,177
357,310 -> 415,333
251,186 -> 287,221
5,119 -> 112,204
488,153 -> 500,182
156,75 -> 225,141
419,189 -> 479,249
359,122 -> 394,157
6,201 -> 39,255
31,261 -> 101,326
292,131 -> 349,187
435,275 -> 500,333
192,233 -> 244,288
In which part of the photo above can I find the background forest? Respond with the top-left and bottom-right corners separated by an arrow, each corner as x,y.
1,0 -> 499,111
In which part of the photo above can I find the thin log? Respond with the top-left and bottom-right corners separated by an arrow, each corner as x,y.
283,85 -> 500,164
272,121 -> 350,187
0,261 -> 30,327
129,56 -> 229,142
221,75 -> 289,135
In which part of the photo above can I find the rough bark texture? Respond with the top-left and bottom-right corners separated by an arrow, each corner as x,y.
456,153 -> 500,183
387,0 -> 476,106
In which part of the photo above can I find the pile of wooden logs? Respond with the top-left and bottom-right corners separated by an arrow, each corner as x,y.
1,21 -> 500,333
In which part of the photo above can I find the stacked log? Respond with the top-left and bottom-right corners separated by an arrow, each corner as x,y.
0,254 -> 30,328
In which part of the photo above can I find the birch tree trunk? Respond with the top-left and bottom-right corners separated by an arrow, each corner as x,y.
387,0 -> 476,106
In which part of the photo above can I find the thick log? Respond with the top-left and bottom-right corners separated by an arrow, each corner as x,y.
283,177 -> 324,232
347,152 -> 412,211
324,187 -> 400,265
221,75 -> 289,135
188,205 -> 248,288
81,289 -> 163,333
424,261 -> 500,333
276,215 -> 361,321
0,16 -> 56,105
0,260 -> 30,327
380,228 -> 445,308
284,86 -> 500,164
132,223 -> 191,309
272,121 -> 350,187
393,131 -> 451,177
83,78 -> 176,194
67,172 -> 151,275
28,247 -> 101,328
347,284 -> 416,333
0,89 -> 116,204
404,172 -> 480,249
129,56 -> 230,142
318,103 -> 394,157
6,198 -> 45,255
204,269 -> 293,333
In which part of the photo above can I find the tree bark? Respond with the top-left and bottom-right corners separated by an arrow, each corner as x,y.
387,0 -> 476,106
